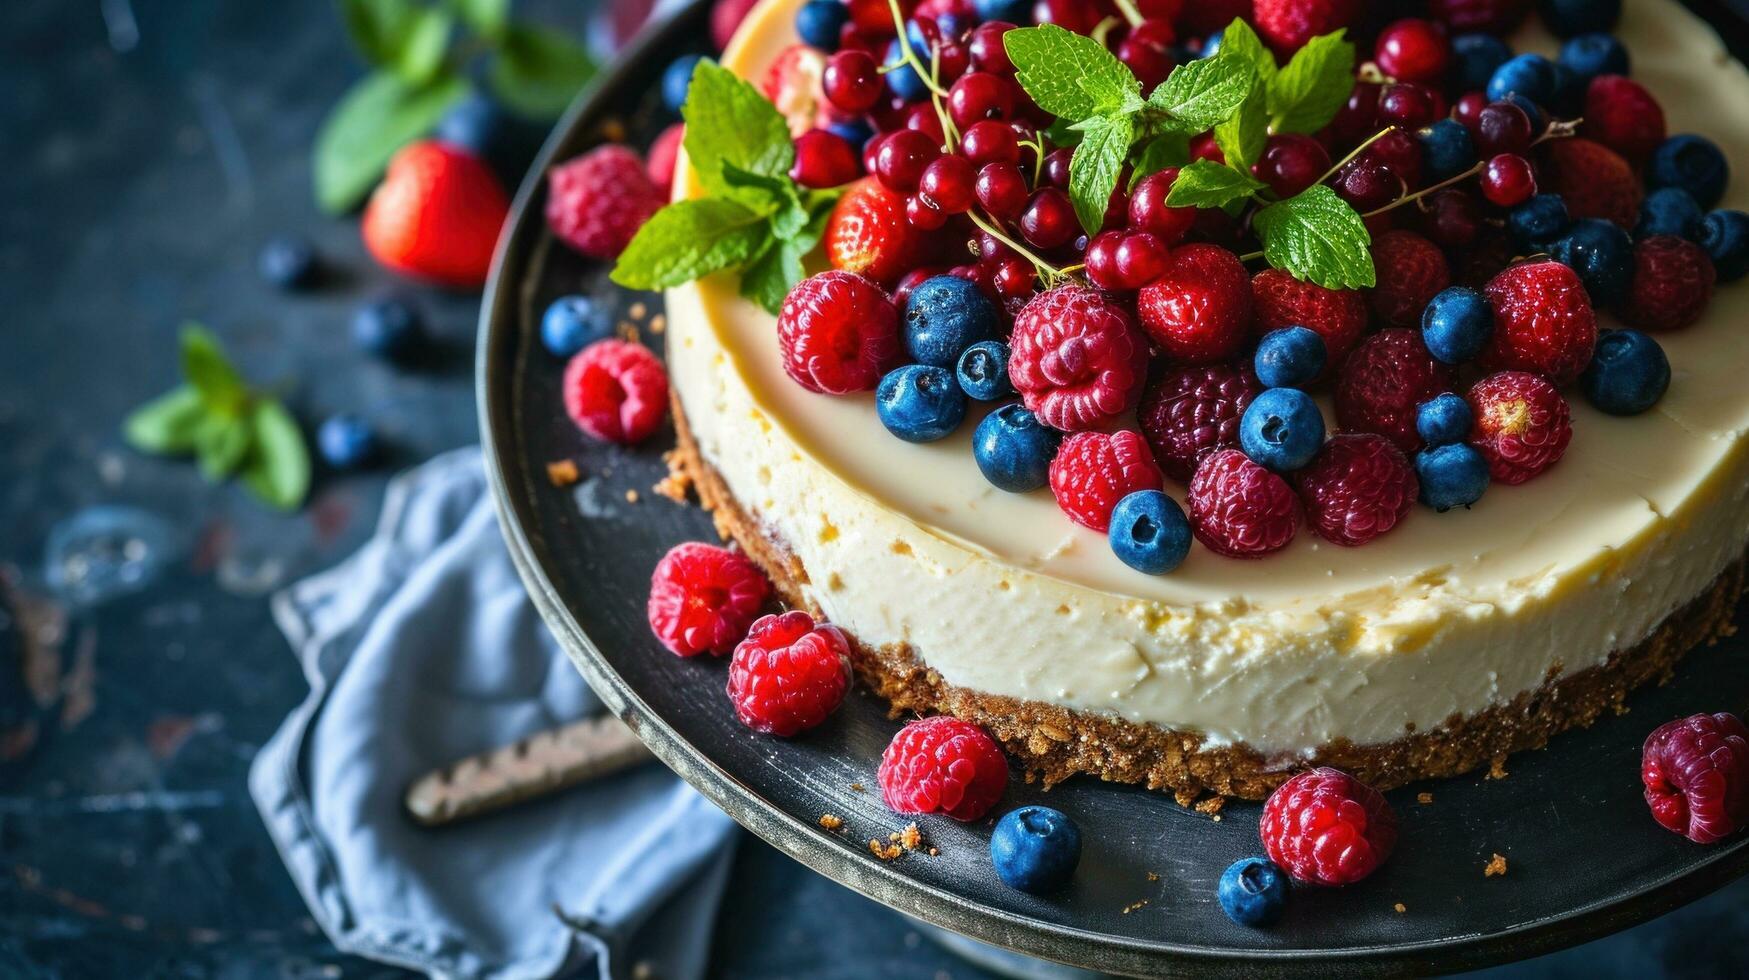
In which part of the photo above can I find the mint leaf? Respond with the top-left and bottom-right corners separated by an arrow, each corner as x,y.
180,325 -> 248,414
1252,184 -> 1375,289
396,7 -> 454,85
313,70 -> 467,213
1165,159 -> 1265,207
682,60 -> 795,199
1004,25 -> 1139,120
487,24 -> 596,119
720,161 -> 794,217
453,0 -> 509,40
1215,18 -> 1276,84
1268,30 -> 1356,135
1213,80 -> 1267,172
1128,131 -> 1191,186
339,0 -> 423,68
612,199 -> 770,290
1069,113 -> 1134,234
241,401 -> 311,511
123,385 -> 207,454
195,414 -> 253,481
1148,56 -> 1254,131
739,239 -> 807,315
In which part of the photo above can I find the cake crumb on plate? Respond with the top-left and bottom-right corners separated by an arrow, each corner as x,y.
1194,795 -> 1226,816
1121,900 -> 1148,915
1485,853 -> 1509,877
818,814 -> 843,831
1417,792 -> 1433,804
546,460 -> 580,487
1394,903 -> 1407,913
869,838 -> 903,861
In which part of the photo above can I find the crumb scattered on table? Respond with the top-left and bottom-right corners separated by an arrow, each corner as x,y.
849,782 -> 865,793
1194,796 -> 1226,817
1145,871 -> 1160,882
1487,756 -> 1509,780
818,814 -> 843,831
869,838 -> 903,861
649,314 -> 666,334
653,450 -> 691,502
897,823 -> 924,851
1394,903 -> 1407,914
1121,900 -> 1149,915
628,301 -> 647,320
1485,853 -> 1508,877
623,489 -> 639,503
1417,792 -> 1433,804
546,460 -> 580,487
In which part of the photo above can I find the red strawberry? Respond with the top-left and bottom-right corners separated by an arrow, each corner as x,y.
1137,364 -> 1262,482
1467,370 -> 1572,484
546,144 -> 665,260
761,43 -> 835,138
1048,430 -> 1163,532
1335,329 -> 1455,452
563,340 -> 670,444
777,271 -> 902,394
1541,137 -> 1642,230
1583,75 -> 1667,166
1367,230 -> 1450,329
648,123 -> 684,192
1136,244 -> 1255,365
362,140 -> 509,287
1009,286 -> 1150,432
1187,448 -> 1301,558
1621,236 -> 1717,332
1253,0 -> 1360,57
1425,0 -> 1530,34
1295,434 -> 1418,547
1250,269 -> 1370,370
825,178 -> 926,287
1481,260 -> 1598,384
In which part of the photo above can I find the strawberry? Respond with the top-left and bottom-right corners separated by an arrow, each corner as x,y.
1467,371 -> 1572,484
1136,244 -> 1255,364
546,144 -> 666,260
1621,236 -> 1717,332
1250,269 -> 1369,369
1367,231 -> 1450,329
1583,75 -> 1667,166
1425,0 -> 1530,34
1481,260 -> 1598,384
825,178 -> 926,287
761,44 -> 837,138
1541,137 -> 1642,230
362,140 -> 509,288
1253,0 -> 1360,58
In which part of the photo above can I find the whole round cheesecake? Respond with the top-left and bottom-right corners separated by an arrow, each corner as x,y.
666,0 -> 1749,800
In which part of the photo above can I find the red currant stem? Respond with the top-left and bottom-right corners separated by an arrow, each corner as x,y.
1112,0 -> 1145,28
886,0 -> 949,98
1019,133 -> 1049,186
1237,249 -> 1265,263
927,46 -> 962,150
1362,163 -> 1484,217
1315,128 -> 1394,186
966,209 -> 1077,286
1089,16 -> 1123,47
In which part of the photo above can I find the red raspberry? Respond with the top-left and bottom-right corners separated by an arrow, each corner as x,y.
1425,0 -> 1529,34
1466,370 -> 1572,484
1137,364 -> 1262,482
1367,231 -> 1450,329
1260,768 -> 1398,886
1642,712 -> 1749,844
1136,244 -> 1255,365
777,271 -> 902,394
647,542 -> 771,657
1048,430 -> 1164,532
878,716 -> 1008,821
1187,448 -> 1301,559
1009,286 -> 1150,432
563,339 -> 670,444
545,145 -> 665,260
727,610 -> 853,736
647,123 -> 684,191
1250,269 -> 1369,369
825,178 -> 927,287
1582,75 -> 1667,166
1295,434 -> 1418,547
1621,235 -> 1717,332
1253,0 -> 1360,57
1334,329 -> 1454,452
1541,138 -> 1642,230
1481,260 -> 1598,384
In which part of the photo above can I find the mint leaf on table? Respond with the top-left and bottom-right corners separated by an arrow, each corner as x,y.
1252,184 -> 1375,289
241,401 -> 312,512
452,0 -> 509,41
313,71 -> 468,213
1166,159 -> 1266,208
1003,25 -> 1140,119
486,24 -> 596,119
611,199 -> 771,290
195,414 -> 253,481
1069,113 -> 1134,233
1147,55 -> 1254,132
123,385 -> 207,455
682,61 -> 796,199
338,0 -> 423,69
1267,30 -> 1356,135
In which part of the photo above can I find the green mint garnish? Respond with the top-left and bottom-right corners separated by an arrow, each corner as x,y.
1165,160 -> 1266,208
1251,184 -> 1375,289
1265,30 -> 1357,135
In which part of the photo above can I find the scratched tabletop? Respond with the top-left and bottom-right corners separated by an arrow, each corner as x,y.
3,1 -> 1749,978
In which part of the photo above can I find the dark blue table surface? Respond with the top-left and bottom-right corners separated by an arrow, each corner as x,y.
4,1 -> 1749,977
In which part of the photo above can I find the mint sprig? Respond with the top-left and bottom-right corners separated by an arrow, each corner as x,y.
1252,185 -> 1375,289
1165,159 -> 1266,208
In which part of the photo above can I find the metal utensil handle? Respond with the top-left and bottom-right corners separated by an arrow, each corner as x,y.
405,715 -> 654,827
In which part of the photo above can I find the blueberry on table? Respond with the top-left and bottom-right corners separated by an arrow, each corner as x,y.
1253,327 -> 1326,390
1420,286 -> 1493,365
972,403 -> 1061,492
1451,33 -> 1511,93
662,54 -> 704,114
1108,490 -> 1191,575
540,295 -> 609,357
903,275 -> 998,368
1647,134 -> 1730,209
1506,194 -> 1570,251
1218,857 -> 1288,927
1239,388 -> 1325,473
1635,187 -> 1704,241
1558,33 -> 1629,81
1415,443 -> 1490,512
876,365 -> 966,443
1416,393 -> 1474,447
256,235 -> 317,289
352,295 -> 424,361
1582,330 -> 1670,416
318,414 -> 379,469
1549,218 -> 1633,307
1700,209 -> 1749,281
990,806 -> 1081,894
956,340 -> 1012,401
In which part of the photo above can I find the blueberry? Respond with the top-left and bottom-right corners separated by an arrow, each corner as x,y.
256,235 -> 317,289
1558,33 -> 1629,81
1537,0 -> 1621,38
1507,194 -> 1571,251
973,403 -> 1061,492
973,0 -> 1030,22
1636,187 -> 1704,241
1239,388 -> 1325,473
1418,119 -> 1477,184
990,806 -> 1081,894
1452,34 -> 1511,92
435,93 -> 541,185
1648,135 -> 1730,210
1549,218 -> 1633,307
541,295 -> 609,357
795,0 -> 848,49
1217,857 -> 1288,927
877,365 -> 966,442
827,118 -> 875,151
956,340 -> 1013,401
351,295 -> 424,360
1420,286 -> 1493,365
1199,29 -> 1225,58
317,414 -> 378,469
903,275 -> 999,367
1108,490 -> 1191,575
1253,327 -> 1327,389
1546,62 -> 1585,117
662,55 -> 704,114
1416,393 -> 1475,447
884,39 -> 929,102
1582,329 -> 1670,416
1487,54 -> 1556,104
1700,209 -> 1749,282
1415,443 -> 1491,511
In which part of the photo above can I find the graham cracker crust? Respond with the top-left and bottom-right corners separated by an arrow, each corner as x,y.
669,395 -> 1746,802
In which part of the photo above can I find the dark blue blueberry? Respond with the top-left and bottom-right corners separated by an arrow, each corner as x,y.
1700,209 -> 1749,282
934,12 -> 970,36
1648,135 -> 1730,210
1549,217 -> 1633,307
1253,327 -> 1327,389
1558,33 -> 1629,81
1546,62 -> 1585,117
1239,388 -> 1325,473
1487,54 -> 1556,104
1199,29 -> 1225,58
1108,490 -> 1191,575
1581,329 -> 1670,416
974,0 -> 1032,22
1635,187 -> 1703,241
1418,119 -> 1477,184
351,295 -> 424,361
903,275 -> 999,367
256,235 -> 317,289
1452,34 -> 1511,92
885,39 -> 929,101
317,414 -> 378,469
540,295 -> 609,357
1217,857 -> 1288,927
1507,194 -> 1571,251
795,0 -> 848,49
1415,443 -> 1490,511
1416,393 -> 1475,447
990,806 -> 1082,894
1420,286 -> 1493,365
1537,0 -> 1621,38
1503,92 -> 1548,134
662,55 -> 704,114
956,340 -> 1013,401
435,93 -> 541,185
973,404 -> 1061,492
827,118 -> 875,151
876,365 -> 966,442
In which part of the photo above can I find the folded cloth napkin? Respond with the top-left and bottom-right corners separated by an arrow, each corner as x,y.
250,448 -> 739,980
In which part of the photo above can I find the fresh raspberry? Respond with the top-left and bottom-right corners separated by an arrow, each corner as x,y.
1252,0 -> 1360,58
1334,329 -> 1455,452
1582,75 -> 1667,166
825,178 -> 926,287
727,610 -> 853,736
563,339 -> 670,444
760,43 -> 833,138
1137,364 -> 1262,482
648,123 -> 684,191
1621,235 -> 1717,332
1642,712 -> 1749,844
1136,244 -> 1255,365
647,542 -> 771,657
1295,434 -> 1418,547
1009,286 -> 1150,432
1259,768 -> 1398,886
878,716 -> 1009,821
1541,137 -> 1642,230
1425,0 -> 1529,34
1249,269 -> 1369,368
1048,430 -> 1164,532
1481,260 -> 1598,384
1187,448 -> 1302,558
710,0 -> 761,49
362,140 -> 509,287
1466,370 -> 1572,484
777,271 -> 902,394
546,145 -> 665,260
1367,231 -> 1450,329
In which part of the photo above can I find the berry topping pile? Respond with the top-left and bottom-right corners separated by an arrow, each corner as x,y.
1260,767 -> 1398,885
878,715 -> 1010,821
